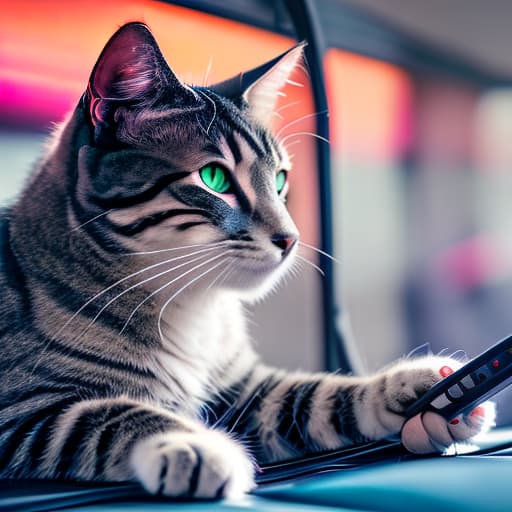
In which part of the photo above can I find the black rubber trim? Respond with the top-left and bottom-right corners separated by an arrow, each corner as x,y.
163,0 -> 512,87
284,0 -> 351,373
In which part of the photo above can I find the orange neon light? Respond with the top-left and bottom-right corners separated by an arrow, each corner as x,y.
324,48 -> 413,161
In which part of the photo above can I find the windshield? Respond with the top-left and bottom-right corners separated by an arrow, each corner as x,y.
325,48 -> 512,426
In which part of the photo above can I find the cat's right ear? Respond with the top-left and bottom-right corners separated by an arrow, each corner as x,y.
85,22 -> 196,142
211,43 -> 305,127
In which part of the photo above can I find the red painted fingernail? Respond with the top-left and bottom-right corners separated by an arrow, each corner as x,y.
470,406 -> 486,418
440,366 -> 454,377
450,418 -> 460,425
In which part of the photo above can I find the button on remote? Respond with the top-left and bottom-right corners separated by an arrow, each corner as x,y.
447,385 -> 464,399
431,394 -> 452,409
475,366 -> 492,383
460,375 -> 476,389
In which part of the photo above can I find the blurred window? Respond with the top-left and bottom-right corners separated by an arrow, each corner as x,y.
325,48 -> 512,425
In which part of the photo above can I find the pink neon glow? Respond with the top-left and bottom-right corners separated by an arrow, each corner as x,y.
0,79 -> 77,129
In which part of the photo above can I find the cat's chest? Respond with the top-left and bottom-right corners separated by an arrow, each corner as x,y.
150,292 -> 248,414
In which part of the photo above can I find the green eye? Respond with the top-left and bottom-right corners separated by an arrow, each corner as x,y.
276,170 -> 287,194
199,165 -> 232,194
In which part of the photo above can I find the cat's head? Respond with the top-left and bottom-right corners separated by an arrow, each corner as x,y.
76,22 -> 304,300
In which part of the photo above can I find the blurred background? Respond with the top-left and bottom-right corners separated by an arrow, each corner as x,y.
1,0 -> 512,424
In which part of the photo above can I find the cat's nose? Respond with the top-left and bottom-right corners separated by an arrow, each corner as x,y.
271,233 -> 298,257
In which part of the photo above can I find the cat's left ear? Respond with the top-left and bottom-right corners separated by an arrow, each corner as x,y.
86,22 -> 197,137
211,42 -> 306,126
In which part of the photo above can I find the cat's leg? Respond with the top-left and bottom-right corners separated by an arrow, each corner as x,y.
215,358 -> 494,463
1,397 -> 254,498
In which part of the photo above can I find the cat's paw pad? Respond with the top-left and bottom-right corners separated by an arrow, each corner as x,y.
130,430 -> 254,499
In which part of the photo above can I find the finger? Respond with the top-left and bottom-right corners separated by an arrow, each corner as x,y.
447,413 -> 479,441
451,402 -> 495,440
401,414 -> 438,454
424,402 -> 495,445
439,365 -> 454,378
466,402 -> 496,431
422,411 -> 455,447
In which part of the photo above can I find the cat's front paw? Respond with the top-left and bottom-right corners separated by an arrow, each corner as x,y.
130,429 -> 254,499
360,357 -> 495,451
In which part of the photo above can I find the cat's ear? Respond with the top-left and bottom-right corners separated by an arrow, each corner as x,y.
86,22 -> 196,132
211,42 -> 306,126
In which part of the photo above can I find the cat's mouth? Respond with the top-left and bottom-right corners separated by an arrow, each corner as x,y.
221,245 -> 297,296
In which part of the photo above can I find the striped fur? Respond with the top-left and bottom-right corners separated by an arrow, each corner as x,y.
0,23 -> 493,499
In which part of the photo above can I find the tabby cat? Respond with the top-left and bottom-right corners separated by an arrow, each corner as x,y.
0,23 -> 493,499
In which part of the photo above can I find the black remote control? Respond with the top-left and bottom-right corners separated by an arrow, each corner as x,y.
404,334 -> 512,420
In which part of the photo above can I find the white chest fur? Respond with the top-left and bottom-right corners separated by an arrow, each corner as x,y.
150,290 -> 255,416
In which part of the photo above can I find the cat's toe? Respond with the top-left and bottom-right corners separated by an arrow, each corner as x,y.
361,356 -> 472,440
130,430 -> 255,499
382,357 -> 461,414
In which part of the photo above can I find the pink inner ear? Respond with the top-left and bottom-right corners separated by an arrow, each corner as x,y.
88,94 -> 104,123
86,22 -> 195,129
243,44 -> 305,126
89,23 -> 157,102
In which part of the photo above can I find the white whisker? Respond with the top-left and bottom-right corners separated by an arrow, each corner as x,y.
123,252 -> 227,334
217,260 -> 236,290
70,209 -> 113,232
281,139 -> 301,156
199,403 -> 215,424
203,56 -> 213,86
283,139 -> 301,148
285,78 -> 304,87
196,89 -> 217,135
50,244 -> 225,346
28,247 -> 217,379
276,110 -> 328,139
287,258 -> 303,281
295,62 -> 310,77
280,131 -> 330,145
227,390 -> 262,434
298,241 -> 342,265
195,113 -> 208,137
204,258 -> 233,294
120,240 -> 226,256
275,100 -> 301,113
82,250 -> 223,338
157,258 -> 226,341
295,254 -> 325,277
